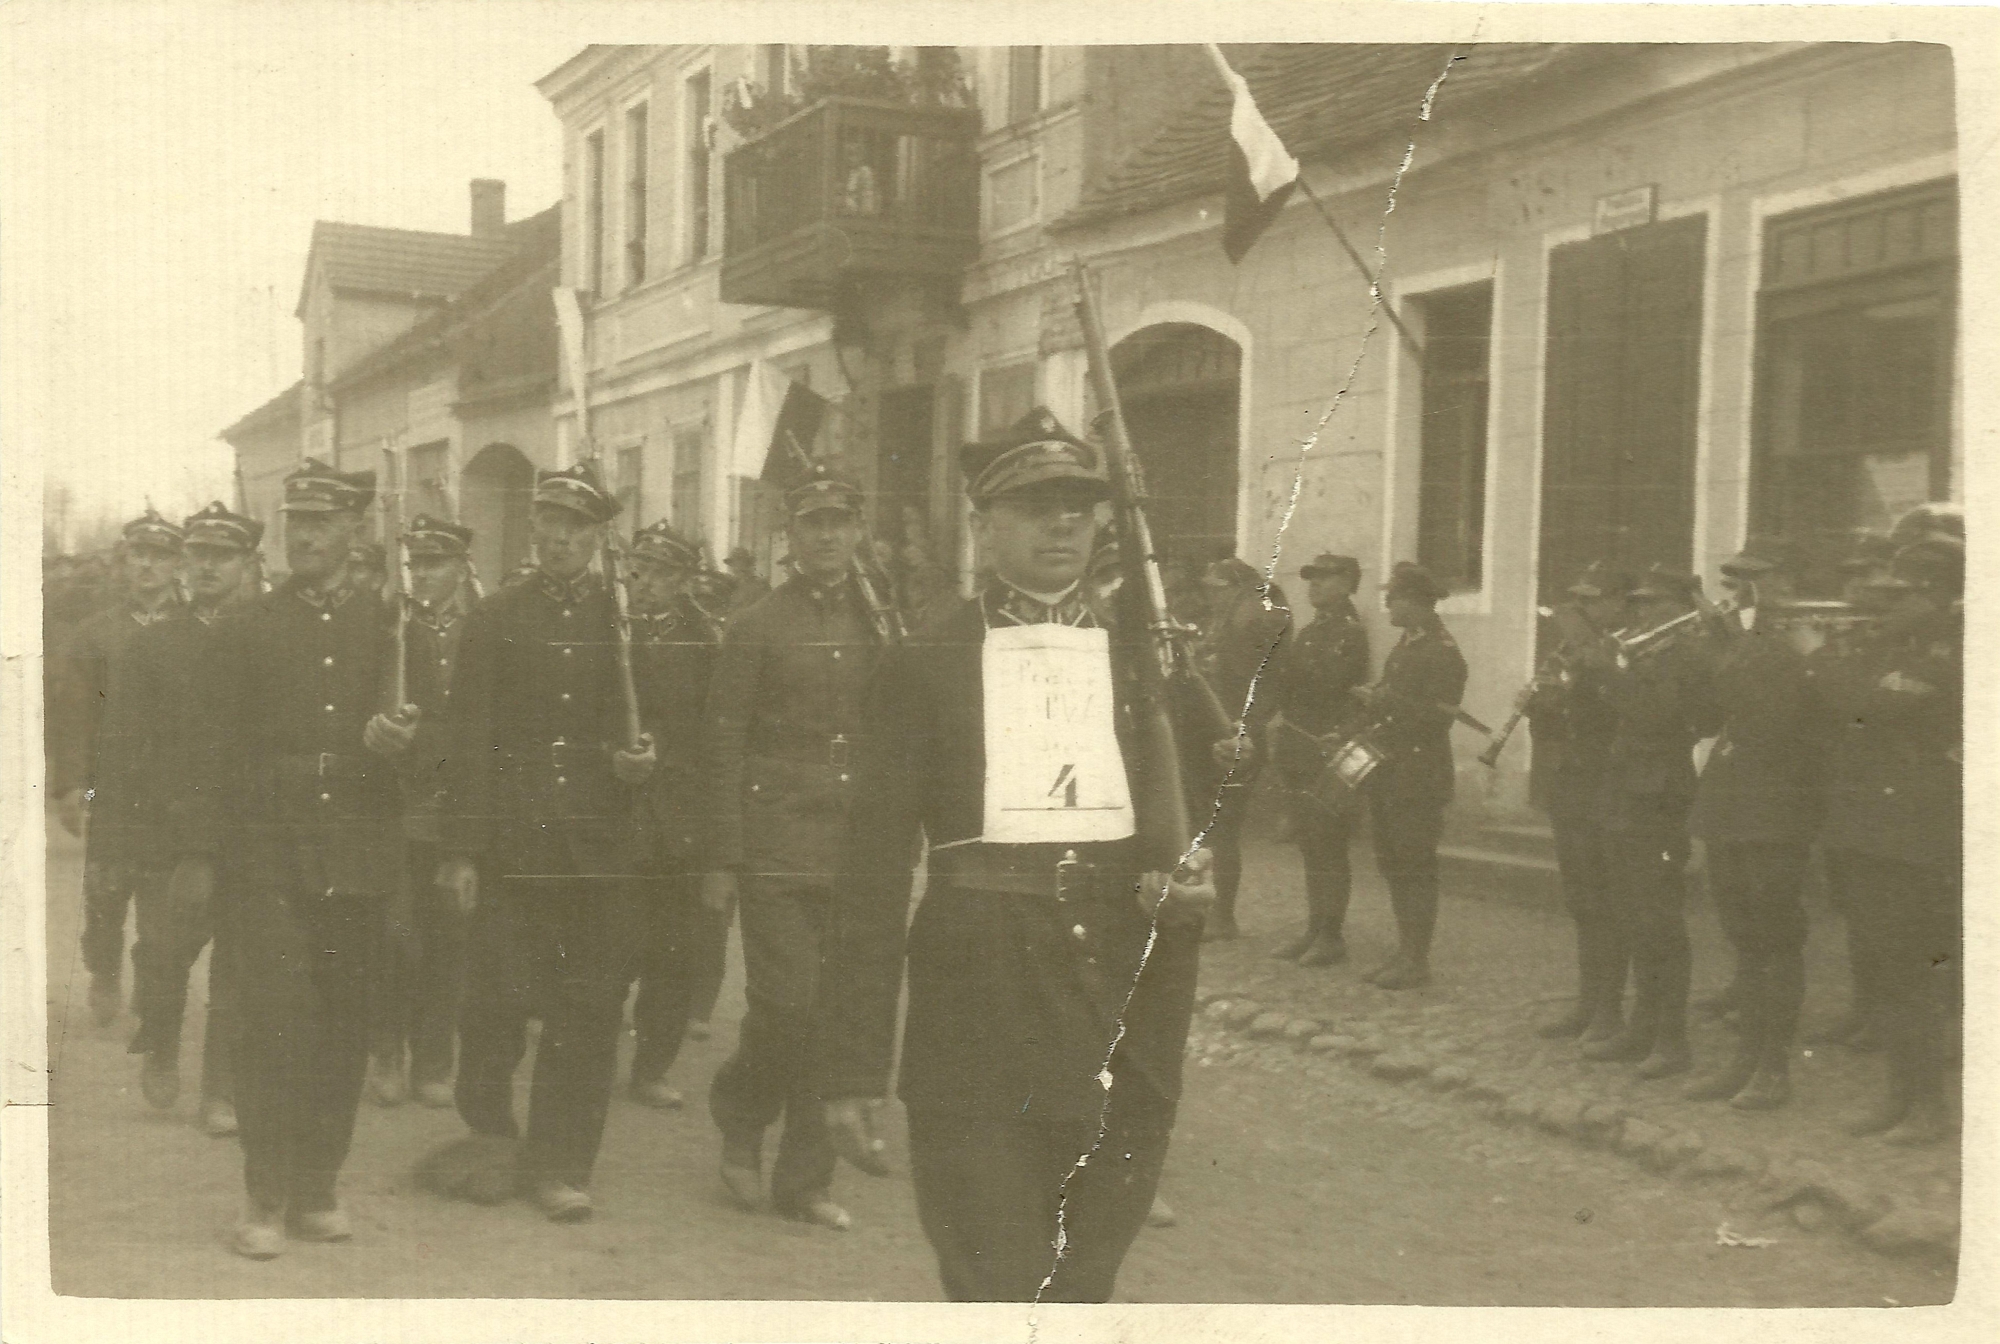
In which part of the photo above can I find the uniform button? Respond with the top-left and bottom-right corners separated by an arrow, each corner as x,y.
322,656 -> 334,667
839,773 -> 849,783
562,609 -> 573,618
832,649 -> 842,660
320,612 -> 331,622
439,658 -> 449,668
560,692 -> 572,703
562,647 -> 574,657
556,775 -> 568,785
1072,924 -> 1087,939
319,792 -> 331,802
324,704 -> 335,713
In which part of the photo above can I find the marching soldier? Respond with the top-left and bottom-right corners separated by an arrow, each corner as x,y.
623,520 -> 726,1110
702,468 -> 884,1230
429,464 -> 656,1222
1812,535 -> 1962,1145
811,407 -> 1215,1301
123,502 -> 259,1134
1526,563 -> 1633,1043
368,515 -> 477,1110
1354,562 -> 1468,990
1682,543 -> 1821,1109
1581,564 -> 1708,1079
171,461 -> 416,1258
1191,556 -> 1291,942
51,508 -> 186,1027
1269,553 -> 1370,965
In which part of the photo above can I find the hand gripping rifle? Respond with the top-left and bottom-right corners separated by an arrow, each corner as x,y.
1070,257 -> 1221,871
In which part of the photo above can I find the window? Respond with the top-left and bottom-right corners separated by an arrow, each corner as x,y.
672,424 -> 706,538
624,103 -> 649,288
1007,47 -> 1042,125
584,128 -> 606,295
406,442 -> 450,519
1752,181 -> 1956,594
615,444 -> 644,533
987,156 -> 1038,234
978,362 -> 1037,436
1414,282 -> 1493,593
684,70 -> 713,263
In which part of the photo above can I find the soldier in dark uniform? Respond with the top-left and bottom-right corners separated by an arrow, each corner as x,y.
623,520 -> 726,1110
1355,562 -> 1468,990
1581,565 -> 1709,1079
1526,563 -> 1633,1043
170,460 -> 416,1258
702,469 -> 882,1230
367,515 -> 477,1110
1269,553 -> 1370,965
1683,543 -> 1822,1109
811,407 -> 1215,1301
123,502 -> 259,1134
52,508 -> 186,1027
432,464 -> 657,1223
1191,556 -> 1291,942
1812,536 -> 1961,1145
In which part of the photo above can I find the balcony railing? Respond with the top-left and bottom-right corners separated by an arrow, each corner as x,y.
720,97 -> 981,310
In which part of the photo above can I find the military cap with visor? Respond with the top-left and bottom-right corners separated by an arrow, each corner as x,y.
960,406 -> 1110,507
533,462 -> 620,523
122,507 -> 186,553
630,519 -> 704,571
1384,561 -> 1448,606
1300,552 -> 1361,581
181,501 -> 264,552
784,466 -> 866,519
1566,560 -> 1633,600
282,457 -> 377,514
403,514 -> 473,558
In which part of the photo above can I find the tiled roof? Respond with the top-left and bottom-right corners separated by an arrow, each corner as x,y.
329,205 -> 560,394
219,380 -> 302,444
1057,43 -> 1573,230
296,220 -> 519,316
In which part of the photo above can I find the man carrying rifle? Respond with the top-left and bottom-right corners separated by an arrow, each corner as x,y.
811,407 -> 1215,1301
623,520 -> 725,1111
702,468 -> 883,1230
429,464 -> 657,1223
1354,562 -> 1468,990
368,515 -> 477,1110
1525,562 -> 1632,1043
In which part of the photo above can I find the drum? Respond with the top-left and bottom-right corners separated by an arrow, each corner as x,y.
1313,734 -> 1385,816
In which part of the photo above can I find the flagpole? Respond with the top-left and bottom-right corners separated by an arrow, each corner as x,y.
1204,43 -> 1423,365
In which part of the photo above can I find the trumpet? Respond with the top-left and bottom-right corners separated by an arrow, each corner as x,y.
1613,594 -> 1739,663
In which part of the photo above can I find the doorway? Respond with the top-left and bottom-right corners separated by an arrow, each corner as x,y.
1110,323 -> 1242,571
460,442 -> 535,587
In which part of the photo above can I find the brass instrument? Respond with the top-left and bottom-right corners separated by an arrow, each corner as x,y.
1612,594 -> 1739,665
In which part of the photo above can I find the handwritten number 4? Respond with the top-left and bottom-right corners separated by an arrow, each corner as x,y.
1049,763 -> 1079,808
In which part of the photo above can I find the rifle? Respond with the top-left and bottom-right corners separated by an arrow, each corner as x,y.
600,528 -> 647,751
1070,257 -> 1211,872
384,447 -> 410,716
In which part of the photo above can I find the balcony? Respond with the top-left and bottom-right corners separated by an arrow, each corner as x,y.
720,97 -> 981,310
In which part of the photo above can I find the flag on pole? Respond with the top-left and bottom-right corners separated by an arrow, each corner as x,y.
730,360 -> 829,488
1206,45 -> 1300,264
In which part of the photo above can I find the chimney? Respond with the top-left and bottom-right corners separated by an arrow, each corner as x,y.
470,179 -> 506,238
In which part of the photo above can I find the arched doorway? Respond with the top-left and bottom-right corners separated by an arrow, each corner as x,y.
1110,323 -> 1241,572
460,443 -> 535,588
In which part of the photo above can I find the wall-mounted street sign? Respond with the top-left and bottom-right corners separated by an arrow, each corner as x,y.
1593,185 -> 1658,235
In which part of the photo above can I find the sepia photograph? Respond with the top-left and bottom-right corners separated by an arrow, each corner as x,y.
2,2 -> 1989,1338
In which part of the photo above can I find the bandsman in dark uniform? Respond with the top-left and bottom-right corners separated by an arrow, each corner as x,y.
367,515 -> 477,1110
1269,553 -> 1370,965
811,407 -> 1215,1301
1354,562 -> 1468,990
430,463 -> 656,1223
52,508 -> 186,1027
1812,536 -> 1962,1145
1526,563 -> 1633,1043
123,502 -> 259,1134
1191,556 -> 1291,942
1581,564 -> 1709,1079
623,520 -> 727,1110
702,469 -> 884,1230
171,461 -> 415,1258
1683,542 -> 1822,1108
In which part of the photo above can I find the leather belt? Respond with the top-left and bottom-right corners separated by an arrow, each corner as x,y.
752,733 -> 855,769
275,752 -> 372,781
930,843 -> 1126,904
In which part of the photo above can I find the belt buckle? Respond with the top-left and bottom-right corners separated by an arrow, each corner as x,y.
829,734 -> 850,769
316,752 -> 335,777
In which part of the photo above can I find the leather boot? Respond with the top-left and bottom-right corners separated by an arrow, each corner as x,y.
1635,1039 -> 1692,1080
1729,1066 -> 1791,1110
1272,929 -> 1316,961
1844,1080 -> 1910,1138
1372,955 -> 1431,991
1581,1013 -> 1654,1062
1297,932 -> 1348,967
1683,1048 -> 1758,1101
